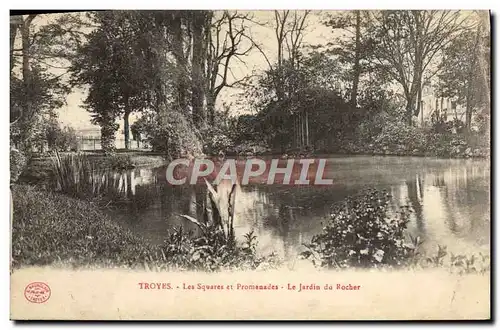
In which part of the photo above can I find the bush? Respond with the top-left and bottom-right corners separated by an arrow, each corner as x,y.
373,120 -> 427,155
10,147 -> 28,184
200,125 -> 234,155
301,189 -> 415,269
104,154 -> 134,171
139,110 -> 203,159
47,124 -> 79,152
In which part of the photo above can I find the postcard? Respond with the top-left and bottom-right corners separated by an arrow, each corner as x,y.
9,9 -> 491,320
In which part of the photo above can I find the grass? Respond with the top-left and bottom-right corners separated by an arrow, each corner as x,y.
11,184 -> 157,268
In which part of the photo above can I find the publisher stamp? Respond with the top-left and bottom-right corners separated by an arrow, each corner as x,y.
24,282 -> 51,304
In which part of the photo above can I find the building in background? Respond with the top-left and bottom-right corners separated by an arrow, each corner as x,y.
418,84 -> 467,127
75,127 -> 148,151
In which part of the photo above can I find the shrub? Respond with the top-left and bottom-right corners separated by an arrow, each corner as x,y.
156,227 -> 279,272
139,110 -> 203,159
200,125 -> 234,155
104,154 -> 134,171
373,120 -> 427,155
10,147 -> 28,184
301,189 -> 415,269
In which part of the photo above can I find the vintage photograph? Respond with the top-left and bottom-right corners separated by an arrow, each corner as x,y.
9,9 -> 491,320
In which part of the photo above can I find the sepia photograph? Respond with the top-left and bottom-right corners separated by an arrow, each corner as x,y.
9,8 -> 491,320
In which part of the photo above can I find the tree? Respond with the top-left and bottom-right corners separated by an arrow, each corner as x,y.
324,11 -> 374,107
436,14 -> 489,133
204,11 -> 254,125
70,11 -> 152,150
10,13 -> 84,151
367,10 -> 469,125
248,10 -> 311,151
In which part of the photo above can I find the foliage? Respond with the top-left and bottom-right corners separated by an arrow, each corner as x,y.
435,25 -> 490,131
199,109 -> 236,155
407,244 -> 490,275
200,126 -> 233,155
253,82 -> 354,152
10,147 -> 28,184
138,110 -> 203,159
366,10 -> 468,123
301,189 -> 415,269
105,154 -> 134,171
331,99 -> 488,158
10,13 -> 84,153
373,120 -> 427,155
70,11 -> 154,150
230,114 -> 261,146
164,180 -> 281,271
46,119 -> 78,151
10,65 -> 70,152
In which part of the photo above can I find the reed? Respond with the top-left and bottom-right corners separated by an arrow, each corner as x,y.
51,151 -> 106,198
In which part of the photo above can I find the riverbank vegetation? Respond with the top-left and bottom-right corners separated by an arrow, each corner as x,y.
11,183 -> 489,275
11,184 -> 280,271
300,189 -> 490,275
9,11 -> 490,273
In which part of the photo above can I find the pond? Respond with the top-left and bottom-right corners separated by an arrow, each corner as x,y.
103,155 -> 491,260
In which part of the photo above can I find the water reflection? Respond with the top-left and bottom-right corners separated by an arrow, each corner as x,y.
102,156 -> 490,258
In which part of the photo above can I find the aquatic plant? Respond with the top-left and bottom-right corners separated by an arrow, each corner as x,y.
51,151 -> 106,198
180,178 -> 237,246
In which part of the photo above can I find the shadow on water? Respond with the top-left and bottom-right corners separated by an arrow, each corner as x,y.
95,156 -> 490,258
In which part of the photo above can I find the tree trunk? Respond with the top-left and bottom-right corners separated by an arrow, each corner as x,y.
465,86 -> 472,132
172,13 -> 188,112
300,112 -> 305,147
465,23 -> 483,134
406,99 -> 414,126
123,110 -> 130,150
191,12 -> 207,129
101,121 -> 117,153
350,11 -> 361,108
206,94 -> 215,126
20,16 -> 35,150
416,82 -> 423,124
10,16 -> 22,74
295,115 -> 298,148
305,111 -> 309,146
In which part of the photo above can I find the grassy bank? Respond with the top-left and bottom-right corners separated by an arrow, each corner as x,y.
11,184 -> 157,268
